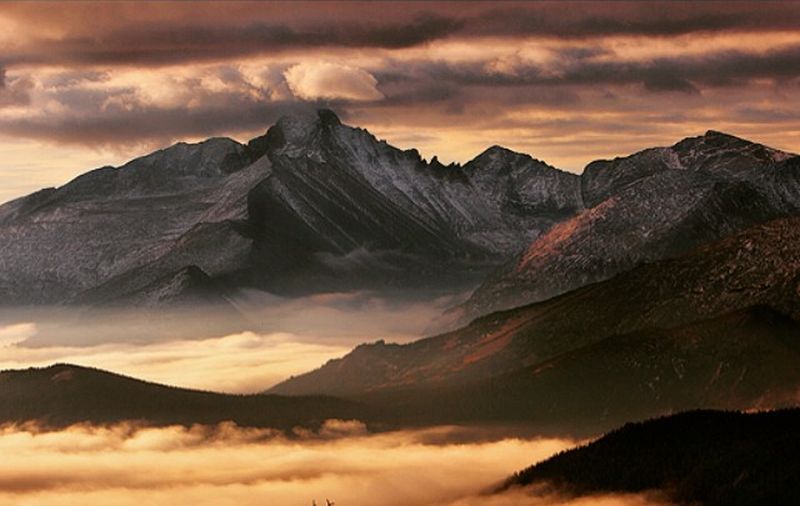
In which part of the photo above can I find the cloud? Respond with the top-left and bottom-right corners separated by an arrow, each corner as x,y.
8,41 -> 799,154
11,40 -> 799,152
0,421 -> 673,506
0,291 -> 465,393
285,61 -> 384,102
389,43 -> 800,92
0,421 -> 586,505
0,68 -> 33,107
471,4 -> 800,39
1,12 -> 463,67
0,99 -> 299,147
2,3 -> 800,71
0,62 -> 316,148
2,2 -> 800,201
0,326 -> 349,394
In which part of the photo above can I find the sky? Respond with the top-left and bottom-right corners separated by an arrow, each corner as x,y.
2,1 -> 800,203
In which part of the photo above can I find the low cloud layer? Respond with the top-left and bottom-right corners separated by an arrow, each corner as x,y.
0,291 -> 463,393
0,422 -> 667,506
0,329 -> 348,393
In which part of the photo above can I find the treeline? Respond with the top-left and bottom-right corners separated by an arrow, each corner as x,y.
500,409 -> 800,506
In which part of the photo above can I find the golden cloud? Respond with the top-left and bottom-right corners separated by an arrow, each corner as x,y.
0,421 -> 670,506
285,61 -> 384,102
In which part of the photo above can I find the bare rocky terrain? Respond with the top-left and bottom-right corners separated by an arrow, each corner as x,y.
0,109 -> 582,306
3,111 -> 798,328
457,130 -> 800,323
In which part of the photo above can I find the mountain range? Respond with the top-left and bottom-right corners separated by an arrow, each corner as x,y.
3,110 -> 800,433
4,110 -> 798,325
0,109 -> 581,306
270,216 -> 800,431
455,130 -> 800,323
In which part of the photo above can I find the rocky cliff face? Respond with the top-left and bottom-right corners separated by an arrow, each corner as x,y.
4,114 -> 798,318
0,137 -> 257,305
0,109 -> 582,305
244,111 -> 582,292
457,131 -> 800,323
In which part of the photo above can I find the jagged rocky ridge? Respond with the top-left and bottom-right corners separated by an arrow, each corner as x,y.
2,112 -> 799,320
0,109 -> 581,305
455,130 -> 800,323
270,217 -> 800,428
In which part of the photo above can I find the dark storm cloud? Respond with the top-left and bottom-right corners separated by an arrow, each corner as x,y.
6,41 -> 800,147
472,4 -> 800,39
378,82 -> 460,107
383,44 -> 800,94
0,67 -> 33,107
0,100 -> 312,146
5,13 -> 463,67
735,105 -> 799,123
39,70 -> 110,88
3,2 -> 800,69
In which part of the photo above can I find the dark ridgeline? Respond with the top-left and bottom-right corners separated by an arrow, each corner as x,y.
0,363 -> 377,430
498,409 -> 800,506
271,216 -> 800,433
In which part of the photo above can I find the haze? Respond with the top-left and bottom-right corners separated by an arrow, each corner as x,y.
0,292 -> 462,392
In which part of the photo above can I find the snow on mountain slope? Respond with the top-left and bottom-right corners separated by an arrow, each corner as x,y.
0,110 -> 582,305
456,131 -> 800,322
0,138 -> 254,304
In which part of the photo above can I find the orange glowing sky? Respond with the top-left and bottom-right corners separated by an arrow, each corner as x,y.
1,1 -> 800,203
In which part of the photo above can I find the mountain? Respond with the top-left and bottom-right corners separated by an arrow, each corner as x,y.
3,115 -> 796,317
499,409 -> 800,506
273,304 -> 800,432
0,137 -> 260,305
385,305 -> 800,431
90,265 -> 231,308
66,265 -> 254,343
270,217 -> 800,427
0,363 -> 374,430
456,131 -> 800,323
242,112 -> 581,293
0,109 -> 582,306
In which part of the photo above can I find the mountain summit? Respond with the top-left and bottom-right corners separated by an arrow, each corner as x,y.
454,129 -> 800,323
2,113 -> 798,320
0,109 -> 581,305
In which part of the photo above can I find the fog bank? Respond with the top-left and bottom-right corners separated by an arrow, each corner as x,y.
0,422 -> 669,506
